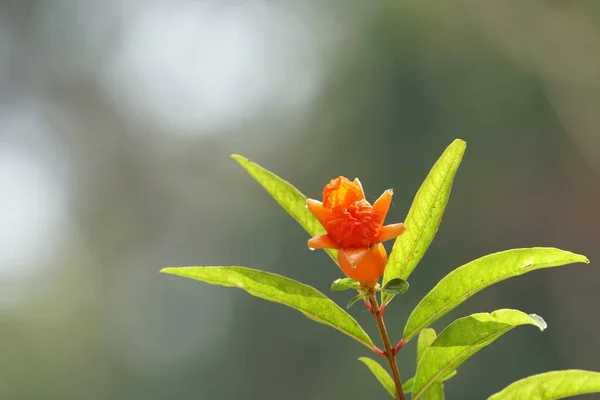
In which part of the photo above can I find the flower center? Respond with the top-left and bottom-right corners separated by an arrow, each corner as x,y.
325,200 -> 380,248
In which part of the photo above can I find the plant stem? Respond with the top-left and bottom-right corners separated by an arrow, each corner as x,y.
367,292 -> 406,400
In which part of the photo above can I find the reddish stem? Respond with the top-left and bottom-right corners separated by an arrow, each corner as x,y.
372,346 -> 386,358
363,298 -> 373,312
367,293 -> 406,400
393,339 -> 405,355
379,300 -> 387,315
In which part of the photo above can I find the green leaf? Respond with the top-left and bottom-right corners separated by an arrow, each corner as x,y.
161,266 -> 373,348
346,293 -> 363,309
443,370 -> 457,380
403,248 -> 588,342
331,278 -> 359,292
359,357 -> 396,398
403,377 -> 414,393
423,384 -> 445,400
412,309 -> 546,399
403,329 -> 457,397
417,328 -> 437,361
487,369 -> 600,400
383,139 -> 466,303
231,154 -> 337,262
415,329 -> 446,399
403,371 -> 457,394
381,278 -> 409,295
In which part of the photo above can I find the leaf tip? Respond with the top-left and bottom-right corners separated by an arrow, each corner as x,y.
230,154 -> 247,164
528,314 -> 548,331
346,293 -> 363,309
450,138 -> 467,152
159,267 -> 177,275
582,256 -> 591,264
571,253 -> 590,264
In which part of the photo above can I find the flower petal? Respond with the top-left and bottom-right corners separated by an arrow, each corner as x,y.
306,199 -> 331,227
308,234 -> 339,249
376,223 -> 406,243
373,189 -> 393,224
337,243 -> 387,288
342,247 -> 370,266
322,176 -> 365,209
353,178 -> 367,201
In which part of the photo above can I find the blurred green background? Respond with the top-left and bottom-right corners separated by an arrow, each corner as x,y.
1,1 -> 599,399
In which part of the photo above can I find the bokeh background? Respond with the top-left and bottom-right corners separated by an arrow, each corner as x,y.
1,1 -> 599,399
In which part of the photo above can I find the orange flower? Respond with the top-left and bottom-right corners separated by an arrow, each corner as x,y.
306,176 -> 406,288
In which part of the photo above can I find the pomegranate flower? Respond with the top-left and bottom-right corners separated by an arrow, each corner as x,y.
306,176 -> 406,288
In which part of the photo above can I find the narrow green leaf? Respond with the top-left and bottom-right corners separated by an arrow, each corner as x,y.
412,309 -> 546,399
445,370 -> 457,380
403,377 -> 414,393
403,371 -> 457,394
423,384 -> 445,400
231,154 -> 337,262
383,139 -> 466,301
403,248 -> 588,342
346,293 -> 363,309
331,278 -> 359,292
161,266 -> 373,348
488,369 -> 600,400
382,278 -> 410,295
417,328 -> 437,362
359,357 -> 396,398
416,329 -> 446,399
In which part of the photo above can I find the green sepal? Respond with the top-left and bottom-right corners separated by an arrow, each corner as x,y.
381,278 -> 409,295
331,278 -> 360,292
346,293 -> 364,309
